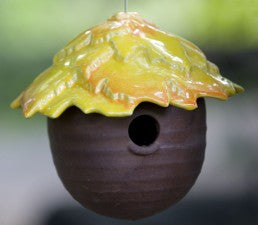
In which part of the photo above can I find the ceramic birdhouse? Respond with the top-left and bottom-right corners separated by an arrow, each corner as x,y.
11,12 -> 244,220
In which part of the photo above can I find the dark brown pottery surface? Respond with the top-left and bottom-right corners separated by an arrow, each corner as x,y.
48,99 -> 207,220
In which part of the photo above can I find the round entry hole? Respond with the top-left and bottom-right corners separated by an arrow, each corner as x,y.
128,115 -> 159,146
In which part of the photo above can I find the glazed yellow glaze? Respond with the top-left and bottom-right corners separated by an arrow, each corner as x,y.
11,12 -> 244,118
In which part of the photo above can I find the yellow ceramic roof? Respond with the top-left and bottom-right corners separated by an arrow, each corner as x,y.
11,12 -> 244,118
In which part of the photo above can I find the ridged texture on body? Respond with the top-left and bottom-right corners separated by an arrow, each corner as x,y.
48,99 -> 206,220
12,12 -> 243,118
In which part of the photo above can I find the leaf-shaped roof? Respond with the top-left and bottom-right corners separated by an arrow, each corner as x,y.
11,12 -> 244,118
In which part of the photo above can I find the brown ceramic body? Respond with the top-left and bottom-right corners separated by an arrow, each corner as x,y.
48,99 -> 206,220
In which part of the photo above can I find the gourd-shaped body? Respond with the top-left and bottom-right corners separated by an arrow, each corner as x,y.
48,99 -> 206,220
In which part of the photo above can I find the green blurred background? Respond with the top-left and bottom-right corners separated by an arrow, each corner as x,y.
1,1 -> 258,225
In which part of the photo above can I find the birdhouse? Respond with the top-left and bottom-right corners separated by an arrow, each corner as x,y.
11,12 -> 243,220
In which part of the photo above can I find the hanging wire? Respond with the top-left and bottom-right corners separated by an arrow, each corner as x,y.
124,0 -> 128,13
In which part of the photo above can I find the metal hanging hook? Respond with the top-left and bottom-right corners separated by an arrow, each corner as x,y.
124,0 -> 128,13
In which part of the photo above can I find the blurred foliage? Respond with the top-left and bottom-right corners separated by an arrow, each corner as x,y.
0,0 -> 257,113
